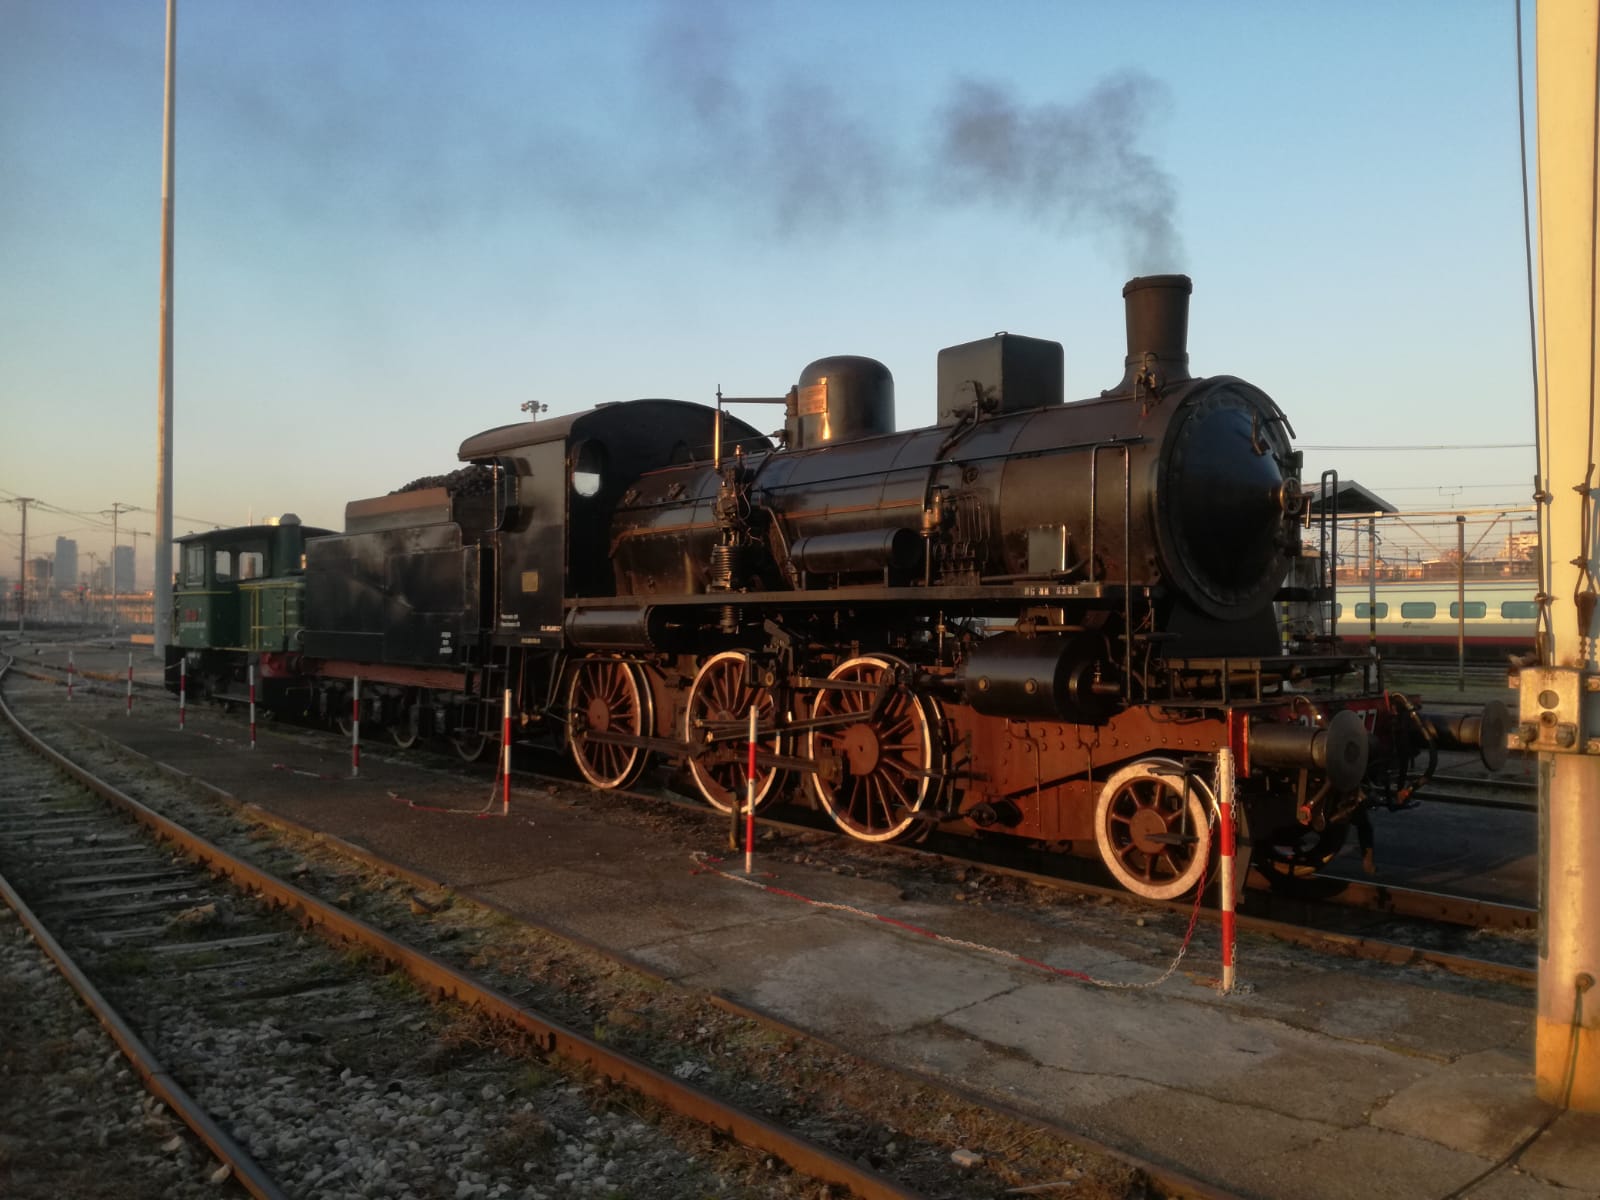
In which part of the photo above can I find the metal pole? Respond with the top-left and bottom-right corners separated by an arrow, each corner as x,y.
1368,515 -> 1378,685
248,663 -> 256,749
108,502 -> 126,637
67,649 -> 74,703
126,652 -> 133,717
178,656 -> 186,730
351,677 -> 361,778
1218,745 -> 1237,994
15,497 -> 31,635
1531,0 -> 1600,1110
502,688 -> 512,815
1456,514 -> 1466,691
153,0 -> 176,661
745,706 -> 757,875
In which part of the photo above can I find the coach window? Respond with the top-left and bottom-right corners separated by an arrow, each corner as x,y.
1449,601 -> 1486,620
1400,601 -> 1436,619
1354,601 -> 1389,619
214,550 -> 233,581
1502,600 -> 1539,620
184,545 -> 206,586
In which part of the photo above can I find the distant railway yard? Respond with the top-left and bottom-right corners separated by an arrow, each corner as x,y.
3,636 -> 1596,1200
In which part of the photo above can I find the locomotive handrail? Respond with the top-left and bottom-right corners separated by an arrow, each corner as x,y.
1320,469 -> 1340,646
1087,442 -> 1136,704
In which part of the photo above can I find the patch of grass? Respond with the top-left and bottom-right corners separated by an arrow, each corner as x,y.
97,949 -> 153,978
482,1109 -> 557,1166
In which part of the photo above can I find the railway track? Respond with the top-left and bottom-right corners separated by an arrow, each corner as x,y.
1,659 -> 1224,1200
1421,771 -> 1539,812
15,644 -> 1539,989
726,811 -> 1540,988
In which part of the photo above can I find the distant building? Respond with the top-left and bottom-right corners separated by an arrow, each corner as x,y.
20,556 -> 50,611
1505,530 -> 1539,559
113,545 -> 135,593
54,537 -> 78,592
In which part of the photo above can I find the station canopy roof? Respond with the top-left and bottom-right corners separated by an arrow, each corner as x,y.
1305,479 -> 1396,516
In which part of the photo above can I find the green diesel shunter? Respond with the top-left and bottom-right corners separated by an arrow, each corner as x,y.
168,514 -> 332,702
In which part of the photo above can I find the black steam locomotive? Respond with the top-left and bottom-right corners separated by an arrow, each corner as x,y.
169,275 -> 1502,898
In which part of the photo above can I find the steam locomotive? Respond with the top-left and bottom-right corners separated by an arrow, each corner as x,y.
169,275 -> 1504,898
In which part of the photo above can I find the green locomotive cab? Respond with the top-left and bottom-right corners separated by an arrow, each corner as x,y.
168,514 -> 332,700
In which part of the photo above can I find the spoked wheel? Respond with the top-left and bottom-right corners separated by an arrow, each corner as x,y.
390,690 -> 422,749
805,655 -> 942,843
567,656 -> 653,790
684,651 -> 786,813
1255,820 -> 1351,886
1094,758 -> 1214,900
450,728 -> 489,762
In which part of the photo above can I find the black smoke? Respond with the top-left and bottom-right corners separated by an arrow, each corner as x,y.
637,4 -> 1183,270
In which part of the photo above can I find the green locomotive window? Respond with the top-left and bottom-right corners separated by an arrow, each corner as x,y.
214,550 -> 233,581
1501,600 -> 1539,619
238,551 -> 265,580
1400,601 -> 1436,619
1449,601 -> 1487,619
184,546 -> 205,586
1354,602 -> 1389,619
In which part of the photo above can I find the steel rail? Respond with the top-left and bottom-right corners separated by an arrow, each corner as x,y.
1269,873 -> 1538,932
1414,789 -> 1537,812
0,664 -> 289,1200
0,662 -> 929,1200
13,666 -> 1253,1200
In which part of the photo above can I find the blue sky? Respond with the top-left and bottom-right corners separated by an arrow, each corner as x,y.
1,0 -> 1538,587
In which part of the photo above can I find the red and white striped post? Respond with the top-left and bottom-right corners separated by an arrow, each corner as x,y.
125,652 -> 133,716
1217,743 -> 1238,994
66,650 -> 74,703
744,706 -> 757,875
351,677 -> 361,778
178,657 -> 186,730
501,688 -> 512,815
248,663 -> 257,749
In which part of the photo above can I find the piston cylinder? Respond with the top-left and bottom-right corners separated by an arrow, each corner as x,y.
563,606 -> 662,651
958,634 -> 1114,724
1246,708 -> 1370,792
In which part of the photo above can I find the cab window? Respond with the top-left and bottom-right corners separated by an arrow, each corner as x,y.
238,551 -> 265,580
214,550 -> 234,581
184,545 -> 206,586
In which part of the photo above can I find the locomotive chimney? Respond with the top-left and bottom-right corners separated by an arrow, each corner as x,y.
1113,273 -> 1192,394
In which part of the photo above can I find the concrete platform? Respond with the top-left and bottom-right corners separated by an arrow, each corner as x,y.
7,647 -> 1600,1200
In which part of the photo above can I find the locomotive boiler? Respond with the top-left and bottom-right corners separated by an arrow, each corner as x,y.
168,274 -> 1502,899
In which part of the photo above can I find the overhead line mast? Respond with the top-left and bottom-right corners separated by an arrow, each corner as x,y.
1531,0 -> 1600,1111
154,0 -> 176,659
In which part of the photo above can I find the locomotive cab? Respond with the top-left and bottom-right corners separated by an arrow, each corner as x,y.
167,515 -> 332,700
457,400 -> 768,651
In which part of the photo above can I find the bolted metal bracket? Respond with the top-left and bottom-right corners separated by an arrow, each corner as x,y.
1511,666 -> 1599,754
